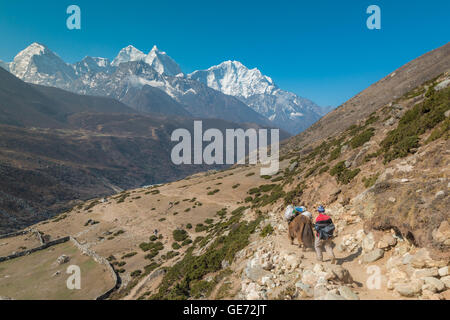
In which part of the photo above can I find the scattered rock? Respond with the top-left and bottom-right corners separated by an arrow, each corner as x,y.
338,286 -> 359,300
432,221 -> 450,246
302,270 -> 319,287
440,289 -> 450,300
57,255 -> 70,265
440,275 -> 450,289
245,263 -> 270,282
295,281 -> 313,298
423,277 -> 445,293
435,79 -> 450,91
434,190 -> 446,199
362,248 -> 384,263
395,281 -> 422,297
288,162 -> 298,172
313,284 -> 329,300
322,292 -> 346,300
362,232 -> 375,252
384,117 -> 395,126
410,248 -> 433,268
377,234 -> 397,249
412,268 -> 439,279
329,265 -> 353,284
438,266 -> 449,277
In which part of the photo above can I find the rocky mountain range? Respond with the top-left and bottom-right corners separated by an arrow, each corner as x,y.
189,60 -> 326,134
1,43 -> 328,134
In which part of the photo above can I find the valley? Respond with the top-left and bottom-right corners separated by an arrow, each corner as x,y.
0,54 -> 448,300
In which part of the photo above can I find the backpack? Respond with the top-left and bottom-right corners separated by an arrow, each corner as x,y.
315,220 -> 335,240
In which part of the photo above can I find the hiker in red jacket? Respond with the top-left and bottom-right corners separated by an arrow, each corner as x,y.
314,205 -> 336,264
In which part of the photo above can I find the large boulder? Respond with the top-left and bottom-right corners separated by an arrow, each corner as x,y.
338,286 -> 359,300
423,277 -> 446,293
56,255 -> 70,265
329,265 -> 353,284
410,248 -> 433,268
377,234 -> 397,250
362,248 -> 384,263
440,275 -> 450,289
395,280 -> 422,297
432,221 -> 450,246
295,281 -> 314,298
412,268 -> 439,279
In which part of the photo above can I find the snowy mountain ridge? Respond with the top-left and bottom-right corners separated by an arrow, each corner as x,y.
3,43 -> 328,134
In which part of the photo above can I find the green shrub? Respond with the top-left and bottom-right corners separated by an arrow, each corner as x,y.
140,241 -> 164,252
362,173 -> 379,188
207,189 -> 220,196
271,176 -> 283,182
149,235 -> 157,241
330,161 -> 361,184
173,229 -> 188,242
121,252 -> 137,259
260,224 -> 274,237
381,87 -> 449,162
245,172 -> 255,177
131,270 -> 142,277
181,239 -> 193,246
186,223 -> 192,229
195,224 -> 208,232
172,242 -> 181,250
231,206 -> 247,215
144,263 -> 160,275
328,145 -> 342,161
232,184 -> 240,189
350,127 -> 375,149
318,165 -> 329,174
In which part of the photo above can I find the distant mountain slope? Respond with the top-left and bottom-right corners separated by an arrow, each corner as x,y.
189,60 -> 326,134
285,42 -> 450,150
0,67 -> 136,128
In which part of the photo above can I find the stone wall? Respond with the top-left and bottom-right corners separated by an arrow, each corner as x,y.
0,229 -> 30,240
69,237 -> 121,300
0,236 -> 70,262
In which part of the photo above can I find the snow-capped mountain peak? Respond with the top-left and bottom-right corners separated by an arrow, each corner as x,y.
112,45 -> 146,66
189,60 -> 275,99
144,45 -> 183,76
189,60 -> 325,134
74,56 -> 112,76
8,42 -> 76,86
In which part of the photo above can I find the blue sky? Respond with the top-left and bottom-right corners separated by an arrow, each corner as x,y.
0,0 -> 449,107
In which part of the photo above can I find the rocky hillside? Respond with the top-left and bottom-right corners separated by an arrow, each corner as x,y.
1,46 -> 449,301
